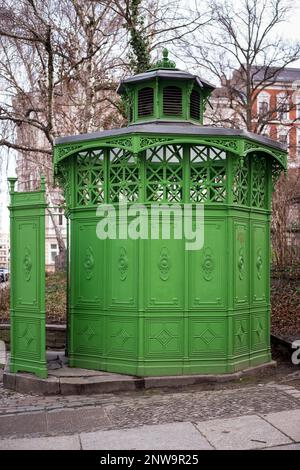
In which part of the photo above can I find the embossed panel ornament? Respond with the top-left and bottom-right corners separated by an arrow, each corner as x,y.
256,248 -> 263,279
118,247 -> 129,281
202,248 -> 215,281
238,248 -> 245,280
83,246 -> 95,280
158,247 -> 170,281
23,246 -> 32,282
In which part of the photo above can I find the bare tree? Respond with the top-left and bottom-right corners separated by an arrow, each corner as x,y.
272,169 -> 300,267
0,0 -> 125,260
179,0 -> 300,133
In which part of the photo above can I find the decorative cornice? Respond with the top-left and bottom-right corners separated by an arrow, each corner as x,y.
54,133 -> 287,173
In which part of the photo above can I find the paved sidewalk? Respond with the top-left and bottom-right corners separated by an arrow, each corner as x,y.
1,367 -> 300,450
0,409 -> 299,450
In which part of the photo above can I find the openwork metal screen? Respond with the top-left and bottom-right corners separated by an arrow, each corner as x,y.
71,145 -> 272,208
163,86 -> 182,116
190,89 -> 200,120
138,87 -> 154,117
233,157 -> 249,205
109,148 -> 139,202
76,149 -> 104,206
190,146 -> 227,202
251,155 -> 266,208
145,145 -> 183,202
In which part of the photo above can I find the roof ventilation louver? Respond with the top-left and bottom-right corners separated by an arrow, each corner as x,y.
138,87 -> 154,117
163,86 -> 182,116
190,89 -> 200,120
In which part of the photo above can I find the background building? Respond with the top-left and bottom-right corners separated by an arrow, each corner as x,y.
0,233 -> 9,269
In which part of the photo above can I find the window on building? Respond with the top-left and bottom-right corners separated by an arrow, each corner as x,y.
297,101 -> 300,120
50,243 -> 58,263
58,207 -> 64,226
297,130 -> 300,159
258,92 -> 270,116
277,93 -> 289,121
261,126 -> 270,138
277,129 -> 289,146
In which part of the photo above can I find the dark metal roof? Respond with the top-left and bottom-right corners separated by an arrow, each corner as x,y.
55,121 -> 285,151
117,69 -> 215,94
252,66 -> 300,83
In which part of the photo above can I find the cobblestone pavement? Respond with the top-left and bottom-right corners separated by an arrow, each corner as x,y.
1,367 -> 300,438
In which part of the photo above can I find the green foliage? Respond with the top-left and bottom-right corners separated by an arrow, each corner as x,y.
126,0 -> 151,74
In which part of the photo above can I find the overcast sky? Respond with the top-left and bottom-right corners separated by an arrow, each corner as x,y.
0,0 -> 300,235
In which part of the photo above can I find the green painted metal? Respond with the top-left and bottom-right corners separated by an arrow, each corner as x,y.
53,57 -> 287,377
8,177 -> 47,379
53,142 -> 286,376
54,134 -> 287,171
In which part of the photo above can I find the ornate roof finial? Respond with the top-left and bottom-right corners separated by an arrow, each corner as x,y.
150,48 -> 177,70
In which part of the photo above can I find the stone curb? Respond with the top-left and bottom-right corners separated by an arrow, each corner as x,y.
3,361 -> 276,396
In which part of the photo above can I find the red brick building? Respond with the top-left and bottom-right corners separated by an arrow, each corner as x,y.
252,67 -> 300,168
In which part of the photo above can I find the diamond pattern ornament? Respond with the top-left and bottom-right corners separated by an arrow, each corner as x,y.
155,329 -> 173,348
82,325 -> 96,341
19,325 -> 35,350
254,319 -> 264,339
198,328 -> 217,345
236,323 -> 247,344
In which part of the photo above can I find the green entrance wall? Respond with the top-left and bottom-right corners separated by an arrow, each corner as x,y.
8,178 -> 47,378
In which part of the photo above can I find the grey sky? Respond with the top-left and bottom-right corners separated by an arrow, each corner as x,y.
0,0 -> 300,234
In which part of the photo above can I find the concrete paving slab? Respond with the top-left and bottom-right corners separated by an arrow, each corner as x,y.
0,435 -> 80,450
80,422 -> 213,450
59,376 -> 139,395
196,414 -> 291,450
48,368 -> 118,377
0,412 -> 47,438
47,407 -> 111,434
262,409 -> 300,442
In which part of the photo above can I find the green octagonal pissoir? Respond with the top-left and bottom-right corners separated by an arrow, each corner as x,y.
54,51 -> 287,376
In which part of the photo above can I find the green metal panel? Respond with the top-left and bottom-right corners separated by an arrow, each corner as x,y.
56,144 -> 283,376
8,178 -> 47,379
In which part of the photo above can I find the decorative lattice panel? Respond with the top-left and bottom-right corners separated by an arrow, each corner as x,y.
109,148 -> 139,202
56,159 -> 72,208
251,155 -> 266,208
233,157 -> 249,206
76,149 -> 104,206
190,146 -> 227,202
145,145 -> 183,202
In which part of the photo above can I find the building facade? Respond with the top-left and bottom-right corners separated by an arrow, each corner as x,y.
253,67 -> 300,168
0,233 -> 9,269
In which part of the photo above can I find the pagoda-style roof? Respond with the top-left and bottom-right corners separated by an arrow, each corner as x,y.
117,69 -> 215,95
118,48 -> 215,94
54,49 -> 287,173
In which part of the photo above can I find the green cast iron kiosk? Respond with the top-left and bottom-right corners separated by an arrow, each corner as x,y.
54,51 -> 287,376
